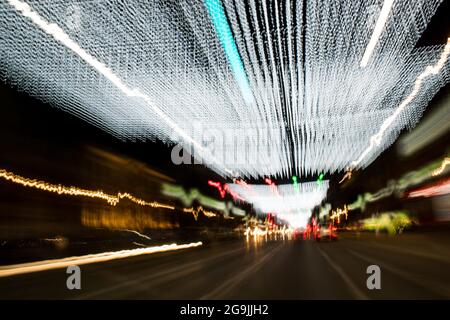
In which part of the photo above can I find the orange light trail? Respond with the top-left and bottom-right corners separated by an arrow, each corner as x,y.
0,168 -> 174,210
0,242 -> 203,278
339,171 -> 353,184
330,206 -> 348,224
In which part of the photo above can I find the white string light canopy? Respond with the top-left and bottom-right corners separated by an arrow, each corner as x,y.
1,0 -> 449,179
228,181 -> 329,227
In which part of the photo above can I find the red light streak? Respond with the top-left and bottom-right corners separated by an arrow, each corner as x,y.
208,180 -> 226,198
208,180 -> 245,201
406,177 -> 450,198
264,178 -> 280,197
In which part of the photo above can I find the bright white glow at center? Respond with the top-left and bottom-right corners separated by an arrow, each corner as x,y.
229,181 -> 329,227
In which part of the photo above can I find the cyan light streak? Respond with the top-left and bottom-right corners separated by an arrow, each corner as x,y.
204,0 -> 254,104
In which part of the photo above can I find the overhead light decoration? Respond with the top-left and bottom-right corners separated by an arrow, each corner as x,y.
360,0 -> 394,68
228,181 -> 329,227
203,0 -> 253,105
292,176 -> 299,193
316,173 -> 325,186
0,0 -> 449,179
207,180 -> 245,201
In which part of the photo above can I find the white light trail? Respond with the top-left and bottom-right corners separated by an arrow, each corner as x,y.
5,0 -> 233,176
0,242 -> 203,278
360,0 -> 394,68
351,38 -> 450,168
117,229 -> 151,241
1,0 -> 448,178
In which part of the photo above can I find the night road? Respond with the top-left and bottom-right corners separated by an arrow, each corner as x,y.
2,232 -> 450,299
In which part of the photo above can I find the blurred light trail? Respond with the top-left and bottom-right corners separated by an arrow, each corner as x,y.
2,0 -> 447,178
330,206 -> 349,224
397,94 -> 450,157
407,178 -> 450,198
230,181 -> 328,228
203,0 -> 253,104
235,179 -> 255,196
264,178 -> 281,197
276,213 -> 309,229
360,211 -> 413,234
6,0 -> 233,177
117,229 -> 151,240
183,206 -> 217,221
339,171 -> 352,184
82,207 -> 177,230
244,225 -> 294,239
343,156 -> 450,212
208,180 -> 244,201
0,167 -> 174,210
208,180 -> 227,198
162,183 -> 225,209
0,242 -> 203,278
316,173 -> 325,186
433,157 -> 450,176
351,37 -> 450,169
360,0 -> 394,68
161,183 -> 247,218
229,181 -> 329,215
132,242 -> 146,247
292,176 -> 299,193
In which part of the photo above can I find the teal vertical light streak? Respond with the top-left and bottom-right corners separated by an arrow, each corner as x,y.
204,0 -> 254,104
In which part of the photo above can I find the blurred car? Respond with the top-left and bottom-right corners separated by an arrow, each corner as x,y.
315,223 -> 338,241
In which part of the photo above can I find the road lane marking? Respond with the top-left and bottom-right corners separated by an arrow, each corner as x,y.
78,245 -> 248,299
316,246 -> 369,300
347,248 -> 450,298
200,243 -> 283,299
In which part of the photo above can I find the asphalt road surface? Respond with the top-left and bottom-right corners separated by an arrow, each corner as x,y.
1,232 -> 450,299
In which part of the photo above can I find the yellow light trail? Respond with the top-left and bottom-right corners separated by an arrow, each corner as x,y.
339,171 -> 353,184
0,242 -> 203,278
183,206 -> 218,221
330,206 -> 348,224
432,157 -> 450,176
0,168 -> 174,210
